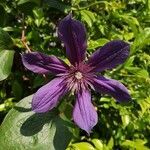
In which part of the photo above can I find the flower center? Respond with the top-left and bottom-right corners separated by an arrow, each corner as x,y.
75,71 -> 83,80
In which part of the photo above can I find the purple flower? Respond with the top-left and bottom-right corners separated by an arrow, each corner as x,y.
22,14 -> 131,134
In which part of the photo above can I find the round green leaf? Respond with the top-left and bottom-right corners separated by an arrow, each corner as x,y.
0,95 -> 72,150
0,50 -> 14,81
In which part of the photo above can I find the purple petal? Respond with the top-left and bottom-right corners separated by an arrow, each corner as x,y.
73,89 -> 98,134
93,76 -> 131,102
32,77 -> 68,113
58,14 -> 87,65
87,40 -> 130,72
22,52 -> 69,74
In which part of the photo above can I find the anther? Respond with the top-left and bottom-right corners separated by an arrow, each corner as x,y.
75,72 -> 83,80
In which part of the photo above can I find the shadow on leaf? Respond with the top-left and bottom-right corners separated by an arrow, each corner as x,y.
53,117 -> 73,150
20,111 -> 55,136
20,110 -> 73,150
14,106 -> 32,112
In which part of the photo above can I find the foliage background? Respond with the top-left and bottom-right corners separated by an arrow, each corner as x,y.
0,0 -> 150,149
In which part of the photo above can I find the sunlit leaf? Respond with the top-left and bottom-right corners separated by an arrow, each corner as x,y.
88,38 -> 109,50
121,115 -> 130,127
0,95 -> 72,150
68,142 -> 95,150
126,67 -> 149,79
121,139 -> 149,150
115,13 -> 140,36
124,56 -> 135,68
131,28 -> 150,54
137,97 -> 150,115
91,139 -> 103,150
80,10 -> 95,27
18,0 -> 40,5
107,137 -> 114,149
0,50 -> 14,81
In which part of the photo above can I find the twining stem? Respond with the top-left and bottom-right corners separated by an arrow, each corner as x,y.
21,13 -> 31,52
21,29 -> 31,52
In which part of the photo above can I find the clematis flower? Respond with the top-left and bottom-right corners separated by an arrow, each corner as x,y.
22,14 -> 131,134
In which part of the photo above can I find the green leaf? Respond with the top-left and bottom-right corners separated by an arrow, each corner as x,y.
126,67 -> 149,79
0,4 -> 6,26
0,95 -> 72,150
33,8 -> 44,27
68,142 -> 95,150
0,28 -> 13,50
12,80 -> 23,100
137,97 -> 150,115
115,13 -> 140,36
121,139 -> 149,150
17,0 -> 40,15
0,104 -> 5,111
18,0 -> 40,5
0,50 -> 14,81
91,139 -> 103,150
107,137 -> 114,149
33,75 -> 45,89
124,56 -> 135,68
121,115 -> 130,127
80,10 -> 95,27
88,38 -> 109,50
131,28 -> 150,54
45,0 -> 71,13
136,69 -> 149,78
33,8 -> 44,19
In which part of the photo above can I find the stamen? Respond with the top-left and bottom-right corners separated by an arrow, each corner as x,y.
75,72 -> 83,80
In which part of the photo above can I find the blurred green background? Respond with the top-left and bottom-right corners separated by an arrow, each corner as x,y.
0,0 -> 150,149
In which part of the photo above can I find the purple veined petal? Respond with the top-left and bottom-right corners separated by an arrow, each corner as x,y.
22,52 -> 69,74
93,76 -> 131,102
87,40 -> 130,72
58,14 -> 87,65
32,77 -> 68,113
73,89 -> 98,134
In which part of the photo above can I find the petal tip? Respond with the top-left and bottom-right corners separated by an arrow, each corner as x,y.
73,89 -> 98,134
67,13 -> 72,19
88,40 -> 130,72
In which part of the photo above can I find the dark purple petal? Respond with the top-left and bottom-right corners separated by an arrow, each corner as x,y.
87,40 -> 130,72
32,77 -> 68,113
22,52 -> 69,74
73,89 -> 98,134
93,76 -> 131,102
58,14 -> 87,65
